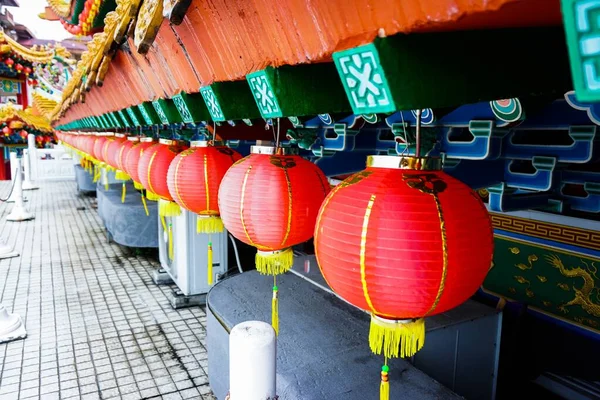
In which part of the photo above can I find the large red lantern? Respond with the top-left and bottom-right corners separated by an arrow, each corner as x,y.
167,141 -> 242,234
138,139 -> 186,216
125,137 -> 155,189
219,145 -> 330,333
314,155 -> 493,398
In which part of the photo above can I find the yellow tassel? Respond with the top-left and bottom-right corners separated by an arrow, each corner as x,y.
197,215 -> 224,234
168,223 -> 174,260
272,277 -> 279,335
93,166 -> 100,182
121,182 -> 126,203
255,248 -> 293,275
160,215 -> 167,232
380,364 -> 390,400
141,194 -> 150,216
159,199 -> 181,217
146,190 -> 161,202
133,181 -> 144,190
207,240 -> 213,285
369,316 -> 425,359
115,170 -> 130,181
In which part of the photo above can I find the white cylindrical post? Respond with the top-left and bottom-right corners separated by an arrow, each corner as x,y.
6,157 -> 34,221
22,150 -> 38,190
0,304 -> 26,344
6,152 -> 18,203
22,134 -> 38,190
229,321 -> 277,400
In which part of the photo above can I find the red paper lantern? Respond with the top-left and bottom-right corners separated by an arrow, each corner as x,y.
124,137 -> 155,188
117,136 -> 139,176
138,139 -> 186,216
314,155 -> 493,362
219,145 -> 330,333
167,141 -> 242,233
92,135 -> 108,163
104,134 -> 126,170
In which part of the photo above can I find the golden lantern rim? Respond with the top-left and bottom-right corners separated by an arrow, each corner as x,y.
159,138 -> 175,146
115,133 -> 125,138
250,145 -> 299,156
367,155 -> 441,171
127,136 -> 140,142
190,140 -> 224,148
140,137 -> 154,143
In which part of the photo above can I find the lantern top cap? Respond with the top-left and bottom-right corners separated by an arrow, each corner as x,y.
115,133 -> 125,138
367,155 -> 441,171
250,145 -> 299,156
140,137 -> 155,143
190,140 -> 224,148
159,138 -> 176,146
127,136 -> 140,142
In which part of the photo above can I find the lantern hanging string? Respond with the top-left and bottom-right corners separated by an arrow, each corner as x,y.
415,109 -> 422,159
276,118 -> 281,149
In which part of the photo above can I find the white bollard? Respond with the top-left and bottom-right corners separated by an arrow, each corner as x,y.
0,240 -> 18,259
22,150 -> 38,190
229,321 -> 277,400
6,157 -> 34,221
0,303 -> 26,344
6,152 -> 19,203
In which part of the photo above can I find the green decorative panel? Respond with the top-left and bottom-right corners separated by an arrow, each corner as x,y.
0,79 -> 21,94
484,236 -> 600,332
138,102 -> 161,125
247,64 -> 351,118
172,91 -> 211,124
333,43 -> 395,114
109,112 -> 122,128
200,82 -> 260,122
333,28 -> 570,111
200,86 -> 225,121
247,70 -> 282,118
126,107 -> 142,127
562,0 -> 600,102
117,110 -> 133,127
100,114 -> 111,129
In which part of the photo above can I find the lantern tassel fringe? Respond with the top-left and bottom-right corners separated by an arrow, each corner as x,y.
159,199 -> 182,217
255,248 -> 293,276
141,194 -> 149,216
115,170 -> 130,181
197,216 -> 224,234
168,223 -> 174,260
121,182 -> 126,203
380,364 -> 389,400
272,281 -> 279,336
146,190 -> 161,202
369,317 -> 425,359
207,241 -> 213,285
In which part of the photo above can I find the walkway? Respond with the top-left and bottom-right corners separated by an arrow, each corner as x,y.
0,180 -> 214,400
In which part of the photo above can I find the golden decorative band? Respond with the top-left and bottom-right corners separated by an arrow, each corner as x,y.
367,155 -> 442,170
491,213 -> 600,251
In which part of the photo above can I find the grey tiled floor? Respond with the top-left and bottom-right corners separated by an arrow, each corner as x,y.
0,180 -> 215,399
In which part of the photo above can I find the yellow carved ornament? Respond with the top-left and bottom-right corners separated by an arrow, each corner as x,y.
134,0 -> 164,54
